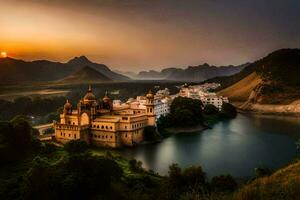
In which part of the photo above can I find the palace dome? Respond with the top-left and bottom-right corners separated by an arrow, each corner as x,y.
103,92 -> 111,103
146,90 -> 154,99
83,85 -> 96,102
64,99 -> 72,110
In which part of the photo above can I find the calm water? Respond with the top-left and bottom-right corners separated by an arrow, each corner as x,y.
120,114 -> 300,178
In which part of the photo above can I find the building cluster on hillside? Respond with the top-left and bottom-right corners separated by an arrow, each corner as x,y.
178,83 -> 228,110
54,83 -> 228,148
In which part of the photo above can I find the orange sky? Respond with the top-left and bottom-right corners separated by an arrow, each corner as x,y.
1,0 -> 300,71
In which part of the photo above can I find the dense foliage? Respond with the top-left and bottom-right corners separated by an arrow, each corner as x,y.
0,96 -> 64,122
158,97 -> 204,129
64,140 -> 89,154
0,117 -> 40,163
158,97 -> 237,130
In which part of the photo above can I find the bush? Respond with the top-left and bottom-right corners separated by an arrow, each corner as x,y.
64,140 -> 89,154
210,174 -> 237,193
129,159 -> 143,171
254,167 -> 272,179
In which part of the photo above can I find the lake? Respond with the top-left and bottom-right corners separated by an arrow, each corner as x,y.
120,114 -> 300,178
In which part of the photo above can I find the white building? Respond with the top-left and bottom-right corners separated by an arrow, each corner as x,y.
154,97 -> 171,119
200,93 -> 229,110
178,83 -> 229,111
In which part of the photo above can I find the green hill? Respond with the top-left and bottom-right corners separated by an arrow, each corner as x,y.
231,160 -> 300,200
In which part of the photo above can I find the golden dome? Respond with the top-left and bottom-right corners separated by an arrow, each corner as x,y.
64,99 -> 72,110
146,89 -> 154,99
103,91 -> 111,102
83,85 -> 96,102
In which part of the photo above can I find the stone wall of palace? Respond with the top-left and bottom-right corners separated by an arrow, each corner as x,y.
90,129 -> 121,148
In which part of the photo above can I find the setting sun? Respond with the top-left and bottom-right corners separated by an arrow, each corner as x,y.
1,52 -> 7,58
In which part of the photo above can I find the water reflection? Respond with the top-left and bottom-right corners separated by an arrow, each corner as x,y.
120,114 -> 300,178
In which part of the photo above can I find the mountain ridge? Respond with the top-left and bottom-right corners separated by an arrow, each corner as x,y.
0,56 -> 129,85
119,63 -> 248,81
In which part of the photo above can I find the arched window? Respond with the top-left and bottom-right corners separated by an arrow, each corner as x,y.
97,125 -> 99,128
102,125 -> 104,129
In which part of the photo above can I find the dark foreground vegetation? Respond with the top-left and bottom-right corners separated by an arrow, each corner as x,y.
1,118 -> 300,200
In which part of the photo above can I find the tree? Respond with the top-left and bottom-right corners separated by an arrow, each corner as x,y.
0,118 -> 40,163
203,104 -> 219,115
163,97 -> 204,127
21,154 -> 123,200
168,163 -> 183,189
22,156 -> 57,200
183,166 -> 207,188
64,140 -> 89,154
220,103 -> 237,119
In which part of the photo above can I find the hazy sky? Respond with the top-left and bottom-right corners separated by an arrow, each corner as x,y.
1,0 -> 300,71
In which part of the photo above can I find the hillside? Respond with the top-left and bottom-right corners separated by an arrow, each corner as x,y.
232,160 -> 300,200
0,56 -> 129,85
57,66 -> 112,83
218,72 -> 262,102
213,49 -> 300,114
136,63 -> 247,81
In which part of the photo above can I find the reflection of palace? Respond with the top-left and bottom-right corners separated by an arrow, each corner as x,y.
54,86 -> 155,148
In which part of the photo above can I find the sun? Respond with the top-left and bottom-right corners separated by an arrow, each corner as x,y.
1,52 -> 7,58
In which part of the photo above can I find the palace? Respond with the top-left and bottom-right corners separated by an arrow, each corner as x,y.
54,86 -> 156,148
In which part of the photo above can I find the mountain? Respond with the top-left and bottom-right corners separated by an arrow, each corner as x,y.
136,64 -> 247,81
0,56 -> 129,85
57,66 -> 112,83
67,56 -> 130,81
214,49 -> 300,115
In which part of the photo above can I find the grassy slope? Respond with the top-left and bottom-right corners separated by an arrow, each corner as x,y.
217,72 -> 262,102
232,160 -> 300,200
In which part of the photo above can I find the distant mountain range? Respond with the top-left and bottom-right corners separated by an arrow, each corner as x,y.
117,63 -> 248,82
0,56 -> 129,85
212,49 -> 300,114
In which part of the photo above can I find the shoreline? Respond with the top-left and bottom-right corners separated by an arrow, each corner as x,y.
165,124 -> 208,134
232,101 -> 300,117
